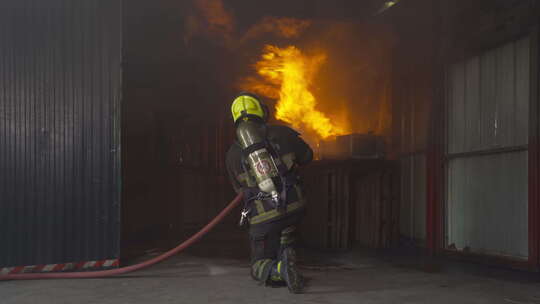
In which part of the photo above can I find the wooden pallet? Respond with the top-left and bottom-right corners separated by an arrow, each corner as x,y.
300,160 -> 399,250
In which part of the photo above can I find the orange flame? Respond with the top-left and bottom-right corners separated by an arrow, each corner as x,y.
243,45 -> 347,139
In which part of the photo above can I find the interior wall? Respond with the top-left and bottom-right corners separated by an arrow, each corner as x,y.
0,0 -> 122,267
438,0 -> 539,265
445,34 -> 530,260
390,0 -> 537,255
388,0 -> 438,246
121,0 -> 237,253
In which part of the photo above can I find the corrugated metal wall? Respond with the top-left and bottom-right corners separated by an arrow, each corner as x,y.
390,3 -> 437,245
176,119 -> 236,231
400,154 -> 427,241
446,36 -> 530,259
395,75 -> 430,243
447,38 -> 530,153
0,0 -> 122,268
447,152 -> 528,258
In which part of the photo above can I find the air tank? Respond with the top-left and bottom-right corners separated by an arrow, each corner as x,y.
236,120 -> 281,203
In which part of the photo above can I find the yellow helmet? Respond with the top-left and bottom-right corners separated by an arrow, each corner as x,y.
231,92 -> 267,124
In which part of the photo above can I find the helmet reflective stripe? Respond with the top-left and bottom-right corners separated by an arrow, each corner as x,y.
231,94 -> 265,123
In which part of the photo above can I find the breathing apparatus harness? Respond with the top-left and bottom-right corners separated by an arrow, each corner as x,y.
237,127 -> 299,227
232,92 -> 300,227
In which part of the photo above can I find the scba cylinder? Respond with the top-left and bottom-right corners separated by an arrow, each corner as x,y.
236,121 -> 281,202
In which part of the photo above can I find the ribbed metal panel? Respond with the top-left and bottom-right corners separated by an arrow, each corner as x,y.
397,59 -> 428,242
399,86 -> 429,154
448,37 -> 530,153
446,36 -> 530,259
0,0 -> 121,268
399,154 -> 426,241
447,152 -> 528,258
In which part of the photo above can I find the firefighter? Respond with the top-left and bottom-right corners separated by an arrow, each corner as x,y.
225,92 -> 313,294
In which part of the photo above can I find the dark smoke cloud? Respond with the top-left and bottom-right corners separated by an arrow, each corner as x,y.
184,0 -> 311,49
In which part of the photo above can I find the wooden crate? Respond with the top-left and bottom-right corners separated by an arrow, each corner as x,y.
299,165 -> 350,249
352,169 -> 400,249
300,160 -> 399,250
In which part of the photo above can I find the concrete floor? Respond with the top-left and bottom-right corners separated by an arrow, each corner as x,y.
2,228 -> 540,304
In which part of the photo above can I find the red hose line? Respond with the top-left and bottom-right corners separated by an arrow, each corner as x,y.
0,193 -> 243,281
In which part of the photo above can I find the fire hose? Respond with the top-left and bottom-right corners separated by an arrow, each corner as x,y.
0,193 -> 243,281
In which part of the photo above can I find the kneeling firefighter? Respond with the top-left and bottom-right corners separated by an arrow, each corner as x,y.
226,92 -> 313,293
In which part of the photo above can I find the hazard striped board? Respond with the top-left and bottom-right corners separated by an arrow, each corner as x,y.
0,259 -> 119,275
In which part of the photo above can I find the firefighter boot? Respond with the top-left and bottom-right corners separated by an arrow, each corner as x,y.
279,247 -> 304,293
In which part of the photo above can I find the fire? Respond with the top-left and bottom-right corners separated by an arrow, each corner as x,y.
243,45 -> 347,139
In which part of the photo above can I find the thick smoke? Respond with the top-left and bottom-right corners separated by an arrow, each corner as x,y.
241,17 -> 311,42
184,0 -> 311,48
